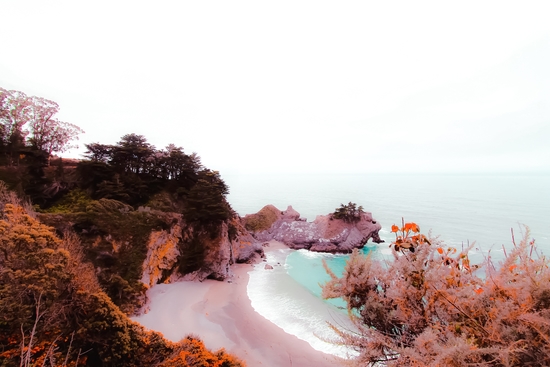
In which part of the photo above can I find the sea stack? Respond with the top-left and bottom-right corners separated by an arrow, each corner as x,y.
242,205 -> 383,253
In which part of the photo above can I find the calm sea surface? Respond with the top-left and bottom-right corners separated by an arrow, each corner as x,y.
225,173 -> 550,355
226,173 -> 549,250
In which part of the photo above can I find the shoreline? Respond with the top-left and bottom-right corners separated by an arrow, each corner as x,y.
132,240 -> 344,367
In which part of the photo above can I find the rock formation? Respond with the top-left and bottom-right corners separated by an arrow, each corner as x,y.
41,203 -> 263,292
177,218 -> 262,282
142,215 -> 262,284
141,221 -> 183,287
243,205 -> 383,253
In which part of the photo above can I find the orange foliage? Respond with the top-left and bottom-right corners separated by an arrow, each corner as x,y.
158,336 -> 246,367
0,200 -> 246,367
390,219 -> 430,252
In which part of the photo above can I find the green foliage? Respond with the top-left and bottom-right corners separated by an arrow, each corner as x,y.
42,188 -> 92,213
1,128 -> 234,230
0,188 -> 245,367
0,90 -> 245,365
0,204 -> 69,336
178,235 -> 207,276
0,167 -> 23,190
145,191 -> 180,212
75,160 -> 115,192
38,197 -> 167,314
182,170 -> 232,231
13,132 -> 236,313
75,199 -> 164,313
0,127 -> 240,356
77,134 -> 231,217
331,202 -> 364,223
243,205 -> 280,232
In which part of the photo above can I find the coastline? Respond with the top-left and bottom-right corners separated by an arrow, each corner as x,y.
132,241 -> 344,367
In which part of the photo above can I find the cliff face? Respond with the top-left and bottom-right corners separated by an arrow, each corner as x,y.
244,205 -> 383,253
174,217 -> 262,282
39,200 -> 262,314
131,213 -> 263,285
141,221 -> 183,287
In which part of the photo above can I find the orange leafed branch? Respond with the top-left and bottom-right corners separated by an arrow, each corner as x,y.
323,221 -> 550,366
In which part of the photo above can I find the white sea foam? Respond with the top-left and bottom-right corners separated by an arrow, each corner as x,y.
379,228 -> 390,234
247,249 -> 357,359
297,248 -> 335,260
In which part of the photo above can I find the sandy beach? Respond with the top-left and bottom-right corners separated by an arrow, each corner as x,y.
132,241 -> 344,367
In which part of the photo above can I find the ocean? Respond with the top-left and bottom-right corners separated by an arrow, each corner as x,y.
225,173 -> 550,356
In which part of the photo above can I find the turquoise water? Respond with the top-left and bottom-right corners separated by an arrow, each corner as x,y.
246,247 -> 357,358
285,250 -> 348,310
229,173 -> 550,353
285,248 -> 375,310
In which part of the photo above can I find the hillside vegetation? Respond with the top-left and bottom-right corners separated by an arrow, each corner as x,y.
0,131 -> 250,314
0,87 -> 253,366
0,184 -> 245,366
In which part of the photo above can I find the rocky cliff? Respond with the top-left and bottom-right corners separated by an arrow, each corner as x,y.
243,205 -> 383,253
162,216 -> 262,283
39,199 -> 262,314
116,211 -> 263,286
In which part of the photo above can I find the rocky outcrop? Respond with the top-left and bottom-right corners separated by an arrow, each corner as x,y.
242,205 -> 304,232
138,216 -> 263,284
37,195 -> 264,315
141,222 -> 183,287
246,205 -> 382,253
40,202 -> 264,291
178,218 -> 263,282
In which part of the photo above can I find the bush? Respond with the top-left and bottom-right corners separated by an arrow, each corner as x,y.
0,186 -> 245,367
242,205 -> 280,232
42,188 -> 92,213
332,202 -> 364,223
322,221 -> 550,366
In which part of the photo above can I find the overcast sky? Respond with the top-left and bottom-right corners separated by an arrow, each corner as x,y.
1,1 -> 549,174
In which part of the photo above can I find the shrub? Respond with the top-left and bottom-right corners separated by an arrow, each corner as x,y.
42,188 -> 92,213
322,220 -> 550,366
331,202 -> 364,223
0,186 -> 245,367
242,205 -> 280,232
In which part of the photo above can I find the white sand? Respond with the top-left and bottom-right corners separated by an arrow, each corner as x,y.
132,241 -> 344,367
